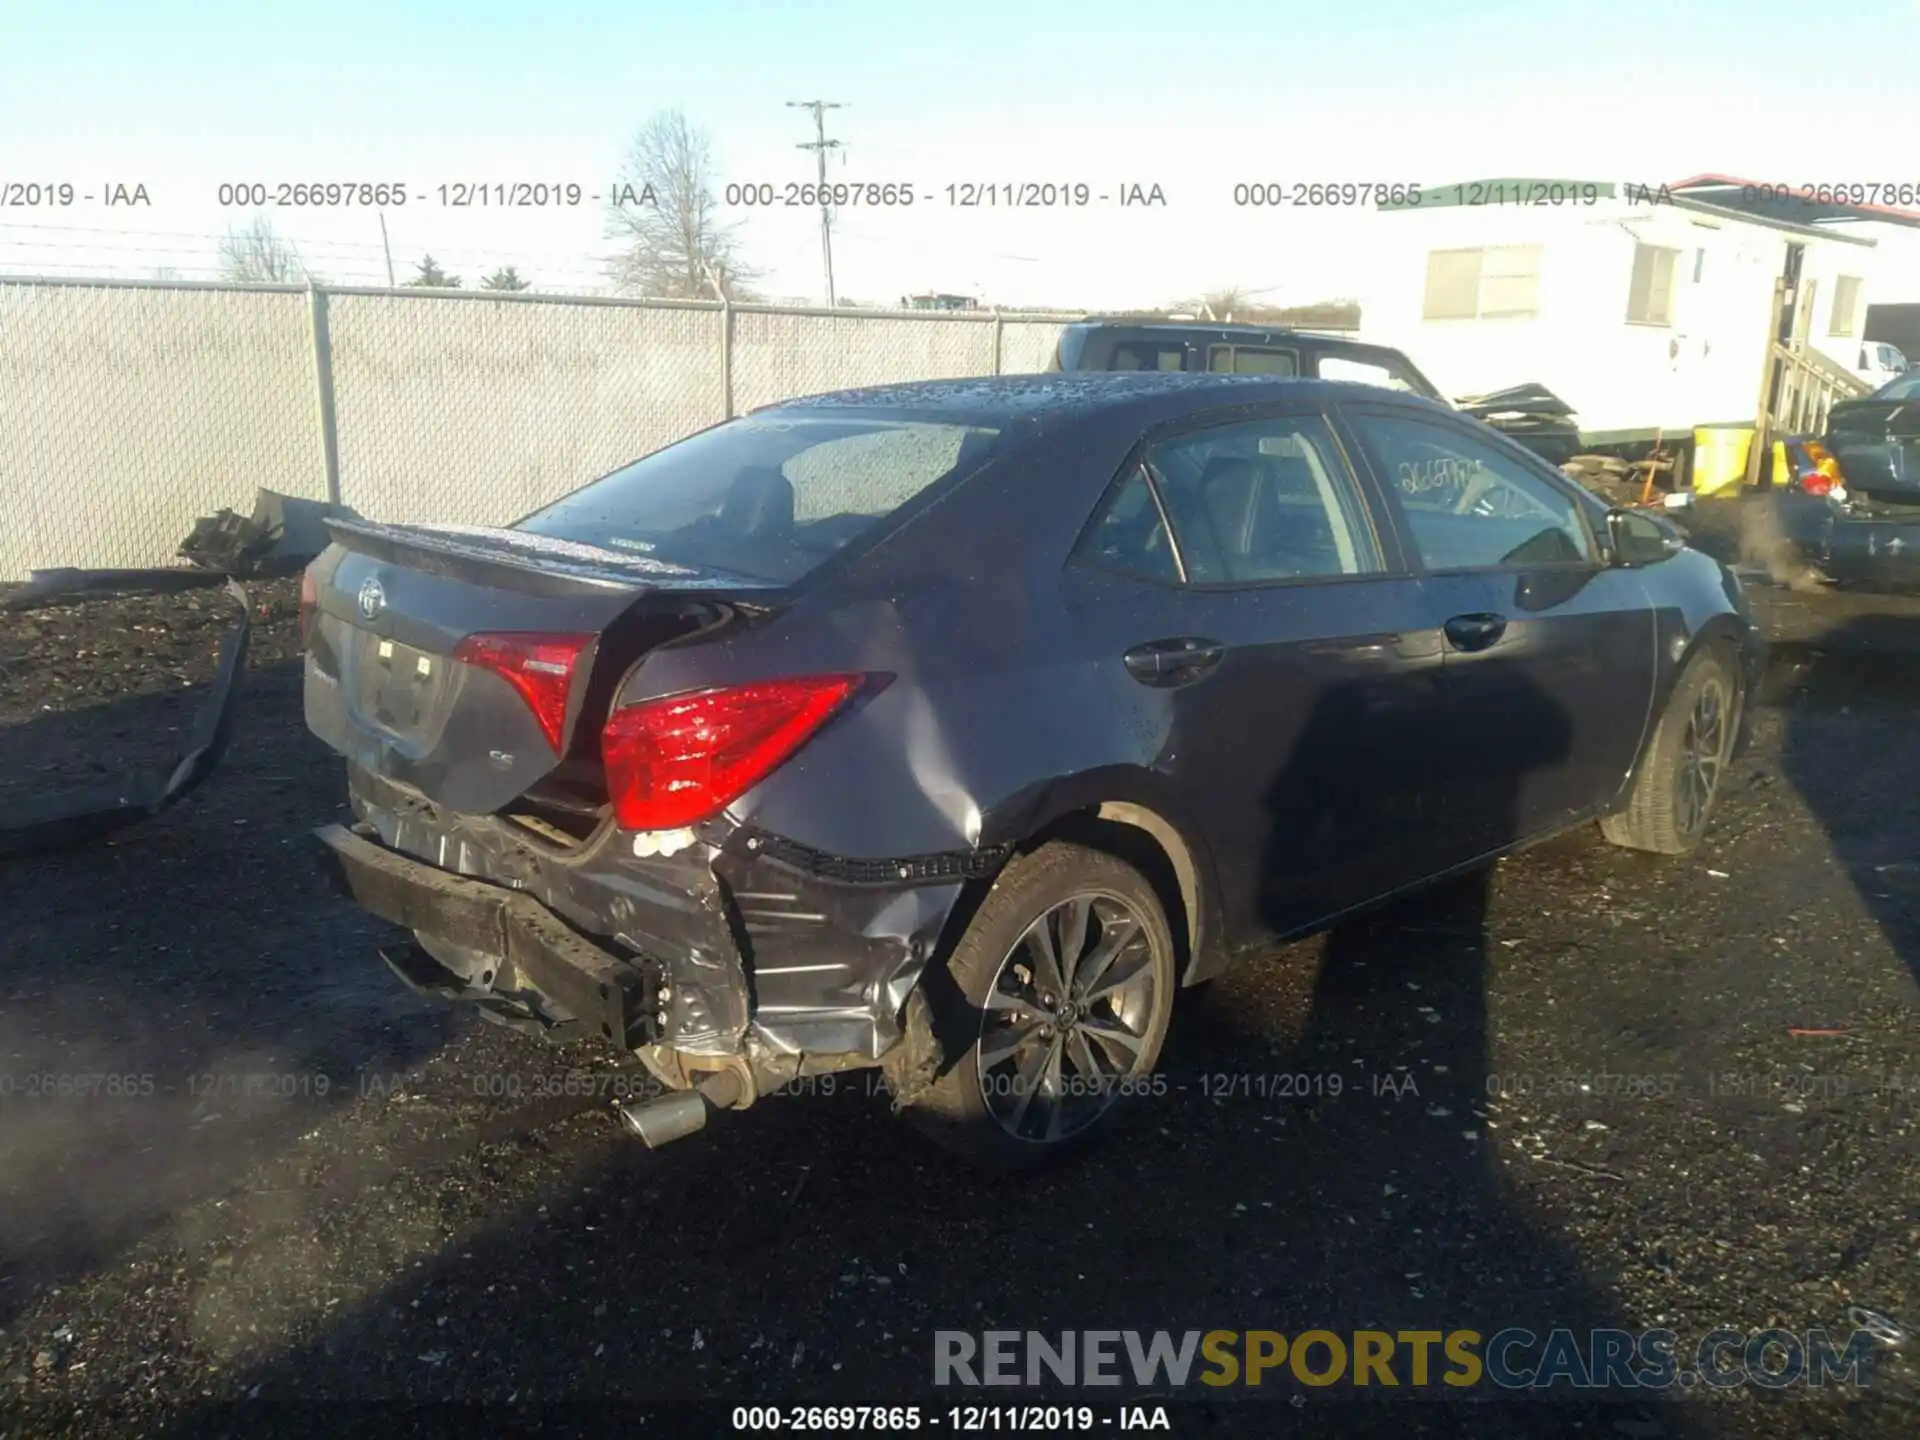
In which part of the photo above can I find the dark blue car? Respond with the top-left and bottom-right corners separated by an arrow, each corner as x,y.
1822,370 -> 1920,587
304,374 -> 1765,1169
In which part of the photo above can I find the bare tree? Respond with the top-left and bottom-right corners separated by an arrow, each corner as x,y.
218,216 -> 305,283
1196,286 -> 1252,322
605,109 -> 759,300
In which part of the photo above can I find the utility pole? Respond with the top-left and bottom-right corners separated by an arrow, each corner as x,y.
786,100 -> 844,307
377,211 -> 396,287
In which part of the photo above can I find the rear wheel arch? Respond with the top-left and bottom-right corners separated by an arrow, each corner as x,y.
1006,798 -> 1219,986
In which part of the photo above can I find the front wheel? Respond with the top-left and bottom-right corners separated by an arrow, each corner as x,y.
904,841 -> 1177,1171
1600,646 -> 1740,855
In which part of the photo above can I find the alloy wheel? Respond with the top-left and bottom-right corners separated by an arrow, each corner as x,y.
977,891 -> 1161,1144
1676,676 -> 1731,837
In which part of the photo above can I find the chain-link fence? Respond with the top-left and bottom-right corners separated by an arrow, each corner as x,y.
0,282 -> 324,576
0,277 -> 1079,579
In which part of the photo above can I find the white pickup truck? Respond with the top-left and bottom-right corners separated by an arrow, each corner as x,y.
1855,341 -> 1910,387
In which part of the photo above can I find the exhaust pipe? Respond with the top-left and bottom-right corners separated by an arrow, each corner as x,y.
617,1069 -> 745,1149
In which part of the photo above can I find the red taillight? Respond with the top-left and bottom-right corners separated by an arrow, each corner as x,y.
452,632 -> 594,754
601,675 -> 864,831
1795,440 -> 1844,496
298,568 -> 318,648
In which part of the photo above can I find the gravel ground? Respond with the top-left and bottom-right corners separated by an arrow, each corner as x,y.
1,579 -> 1919,1439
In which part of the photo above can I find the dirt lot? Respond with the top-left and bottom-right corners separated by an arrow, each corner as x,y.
2,578 -> 1920,1438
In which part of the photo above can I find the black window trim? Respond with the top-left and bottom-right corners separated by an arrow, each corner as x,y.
1333,398 -> 1608,578
1063,457 -> 1190,589
1065,397 -> 1409,594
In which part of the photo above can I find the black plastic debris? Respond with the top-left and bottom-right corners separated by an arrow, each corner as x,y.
2,489 -> 355,613
177,488 -> 357,577
1458,382 -> 1584,466
0,580 -> 251,859
1456,382 -> 1577,418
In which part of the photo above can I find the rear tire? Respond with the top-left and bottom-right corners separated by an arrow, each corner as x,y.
903,841 -> 1176,1172
1600,645 -> 1740,855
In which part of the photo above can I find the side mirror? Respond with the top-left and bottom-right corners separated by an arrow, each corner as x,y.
1607,508 -> 1686,567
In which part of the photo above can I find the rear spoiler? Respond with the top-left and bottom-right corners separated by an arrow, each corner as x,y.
322,518 -> 779,599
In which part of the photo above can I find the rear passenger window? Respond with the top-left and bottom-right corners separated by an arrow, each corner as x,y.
1072,465 -> 1180,584
1352,412 -> 1593,570
1317,355 -> 1421,393
1112,343 -> 1187,372
1205,346 -> 1298,376
1142,414 -> 1381,584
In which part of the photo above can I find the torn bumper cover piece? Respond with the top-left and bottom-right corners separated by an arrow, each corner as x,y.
1,565 -> 231,612
177,488 -> 359,577
0,580 -> 251,859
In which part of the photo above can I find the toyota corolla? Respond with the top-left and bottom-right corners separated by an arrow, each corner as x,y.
304,374 -> 1764,1169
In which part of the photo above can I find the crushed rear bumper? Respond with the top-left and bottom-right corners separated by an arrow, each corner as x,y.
1824,511 -> 1920,590
316,822 -> 666,1048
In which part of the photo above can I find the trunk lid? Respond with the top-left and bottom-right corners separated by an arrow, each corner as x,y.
304,518 -> 777,819
1830,398 -> 1920,501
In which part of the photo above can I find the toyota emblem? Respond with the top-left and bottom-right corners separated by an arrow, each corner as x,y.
357,577 -> 386,620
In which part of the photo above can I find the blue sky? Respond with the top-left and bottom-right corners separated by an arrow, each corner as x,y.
3,0 -> 1916,306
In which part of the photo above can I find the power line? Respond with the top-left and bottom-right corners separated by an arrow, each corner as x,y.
0,220 -> 624,267
0,221 -> 631,295
785,99 -> 845,306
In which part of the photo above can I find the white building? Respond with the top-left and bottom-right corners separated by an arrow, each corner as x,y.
1352,177 -> 1900,444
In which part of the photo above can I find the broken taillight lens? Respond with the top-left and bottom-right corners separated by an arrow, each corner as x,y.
1796,441 -> 1845,497
601,675 -> 864,831
298,567 -> 318,649
452,632 -> 595,754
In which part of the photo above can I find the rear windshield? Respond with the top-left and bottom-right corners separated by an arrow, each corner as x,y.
517,415 -> 1005,584
1873,372 -> 1920,401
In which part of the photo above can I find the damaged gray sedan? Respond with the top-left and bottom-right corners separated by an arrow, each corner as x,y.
306,374 -> 1764,1168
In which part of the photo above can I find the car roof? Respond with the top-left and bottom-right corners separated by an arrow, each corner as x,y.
1066,319 -> 1360,342
759,372 -> 1396,424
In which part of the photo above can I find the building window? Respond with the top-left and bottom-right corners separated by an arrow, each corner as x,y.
1626,244 -> 1679,325
1830,276 -> 1862,337
1422,246 -> 1542,320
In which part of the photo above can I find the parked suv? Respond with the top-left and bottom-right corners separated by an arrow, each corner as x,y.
1047,319 -> 1445,400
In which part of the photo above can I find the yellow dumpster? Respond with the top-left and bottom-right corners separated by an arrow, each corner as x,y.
1692,424 -> 1753,496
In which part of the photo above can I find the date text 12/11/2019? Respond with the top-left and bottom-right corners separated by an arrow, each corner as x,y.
721,182 -> 1168,208
729,1405 -> 1172,1431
